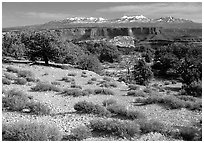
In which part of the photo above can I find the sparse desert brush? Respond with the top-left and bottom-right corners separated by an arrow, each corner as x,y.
61,77 -> 75,82
62,88 -> 84,97
82,89 -> 94,95
89,119 -> 140,139
90,77 -> 97,81
107,104 -> 127,116
2,78 -> 11,85
81,74 -> 88,78
14,78 -> 27,85
102,99 -> 117,107
126,90 -> 147,97
103,76 -> 112,81
70,125 -> 92,140
164,81 -> 170,85
87,80 -> 94,84
74,101 -> 111,117
70,84 -> 82,89
51,81 -> 61,85
4,72 -> 17,80
126,110 -> 146,120
67,72 -> 77,76
143,88 -> 152,94
128,84 -> 140,90
17,70 -> 35,78
171,80 -> 177,84
94,88 -> 115,95
26,76 -> 36,82
135,119 -> 165,134
2,121 -> 62,141
31,82 -> 62,92
176,95 -> 199,102
100,82 -> 117,88
6,66 -> 19,73
28,101 -> 51,115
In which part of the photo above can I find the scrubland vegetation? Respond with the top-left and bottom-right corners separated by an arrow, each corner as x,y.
2,30 -> 202,141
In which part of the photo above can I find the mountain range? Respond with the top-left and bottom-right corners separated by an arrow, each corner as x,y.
2,15 -> 202,32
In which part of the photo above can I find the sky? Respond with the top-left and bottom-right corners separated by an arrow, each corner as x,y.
2,2 -> 202,28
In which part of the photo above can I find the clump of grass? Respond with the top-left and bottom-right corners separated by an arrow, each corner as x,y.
87,80 -> 94,85
103,76 -> 112,82
2,89 -> 51,115
14,78 -> 27,85
128,84 -> 140,90
90,77 -> 97,81
70,125 -> 92,141
4,72 -> 17,80
126,90 -> 147,97
2,78 -> 11,85
135,119 -> 165,134
6,66 -> 19,73
70,84 -> 82,89
102,99 -> 117,107
89,119 -> 141,139
2,121 -> 62,141
67,73 -> 77,76
61,77 -> 75,83
31,82 -> 62,92
17,70 -> 34,78
74,101 -> 111,117
94,88 -> 115,95
51,81 -> 61,85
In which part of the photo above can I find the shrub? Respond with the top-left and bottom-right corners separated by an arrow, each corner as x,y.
135,119 -> 165,134
28,101 -> 51,115
14,78 -> 27,85
61,77 -> 75,82
31,82 -> 62,92
164,81 -> 170,85
94,88 -> 115,95
81,74 -> 88,78
70,84 -> 82,89
62,88 -> 84,97
77,54 -> 102,74
70,125 -> 92,140
6,66 -> 19,73
126,110 -> 146,120
74,101 -> 111,117
4,72 -> 17,80
82,71 -> 87,74
103,76 -> 112,81
90,77 -> 97,81
177,95 -> 199,102
2,121 -> 62,141
182,80 -> 202,97
99,81 -> 117,88
128,84 -> 140,90
132,59 -> 153,86
17,70 -> 34,78
89,119 -> 140,139
107,104 -> 127,116
126,90 -> 147,97
67,72 -> 77,76
102,99 -> 117,107
87,80 -> 94,84
26,76 -> 36,82
82,89 -> 94,95
2,78 -> 11,85
51,81 -> 61,85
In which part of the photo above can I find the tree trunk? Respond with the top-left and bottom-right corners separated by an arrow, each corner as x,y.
43,55 -> 49,65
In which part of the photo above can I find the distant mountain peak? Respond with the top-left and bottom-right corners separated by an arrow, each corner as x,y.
155,16 -> 193,23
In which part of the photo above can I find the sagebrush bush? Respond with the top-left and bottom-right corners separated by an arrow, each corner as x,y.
182,80 -> 202,97
74,101 -> 111,117
31,82 -> 62,92
89,119 -> 140,139
17,70 -> 34,78
51,81 -> 61,85
94,88 -> 115,95
28,101 -> 51,115
61,77 -> 75,82
102,99 -> 117,107
126,90 -> 147,97
62,88 -> 87,97
107,104 -> 127,116
135,119 -> 165,134
126,110 -> 146,120
70,84 -> 82,89
2,121 -> 62,141
67,72 -> 77,76
2,78 -> 11,85
82,89 -> 94,95
70,125 -> 92,140
100,81 -> 117,88
90,77 -> 97,81
14,78 -> 27,85
26,76 -> 36,82
128,84 -> 140,90
103,76 -> 112,81
6,66 -> 19,73
4,72 -> 17,80
77,54 -> 102,74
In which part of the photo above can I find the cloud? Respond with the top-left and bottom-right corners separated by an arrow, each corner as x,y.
24,12 -> 72,20
97,2 -> 202,22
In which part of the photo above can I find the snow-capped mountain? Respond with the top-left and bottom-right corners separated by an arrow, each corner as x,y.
154,16 -> 193,23
117,15 -> 151,22
65,17 -> 107,23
